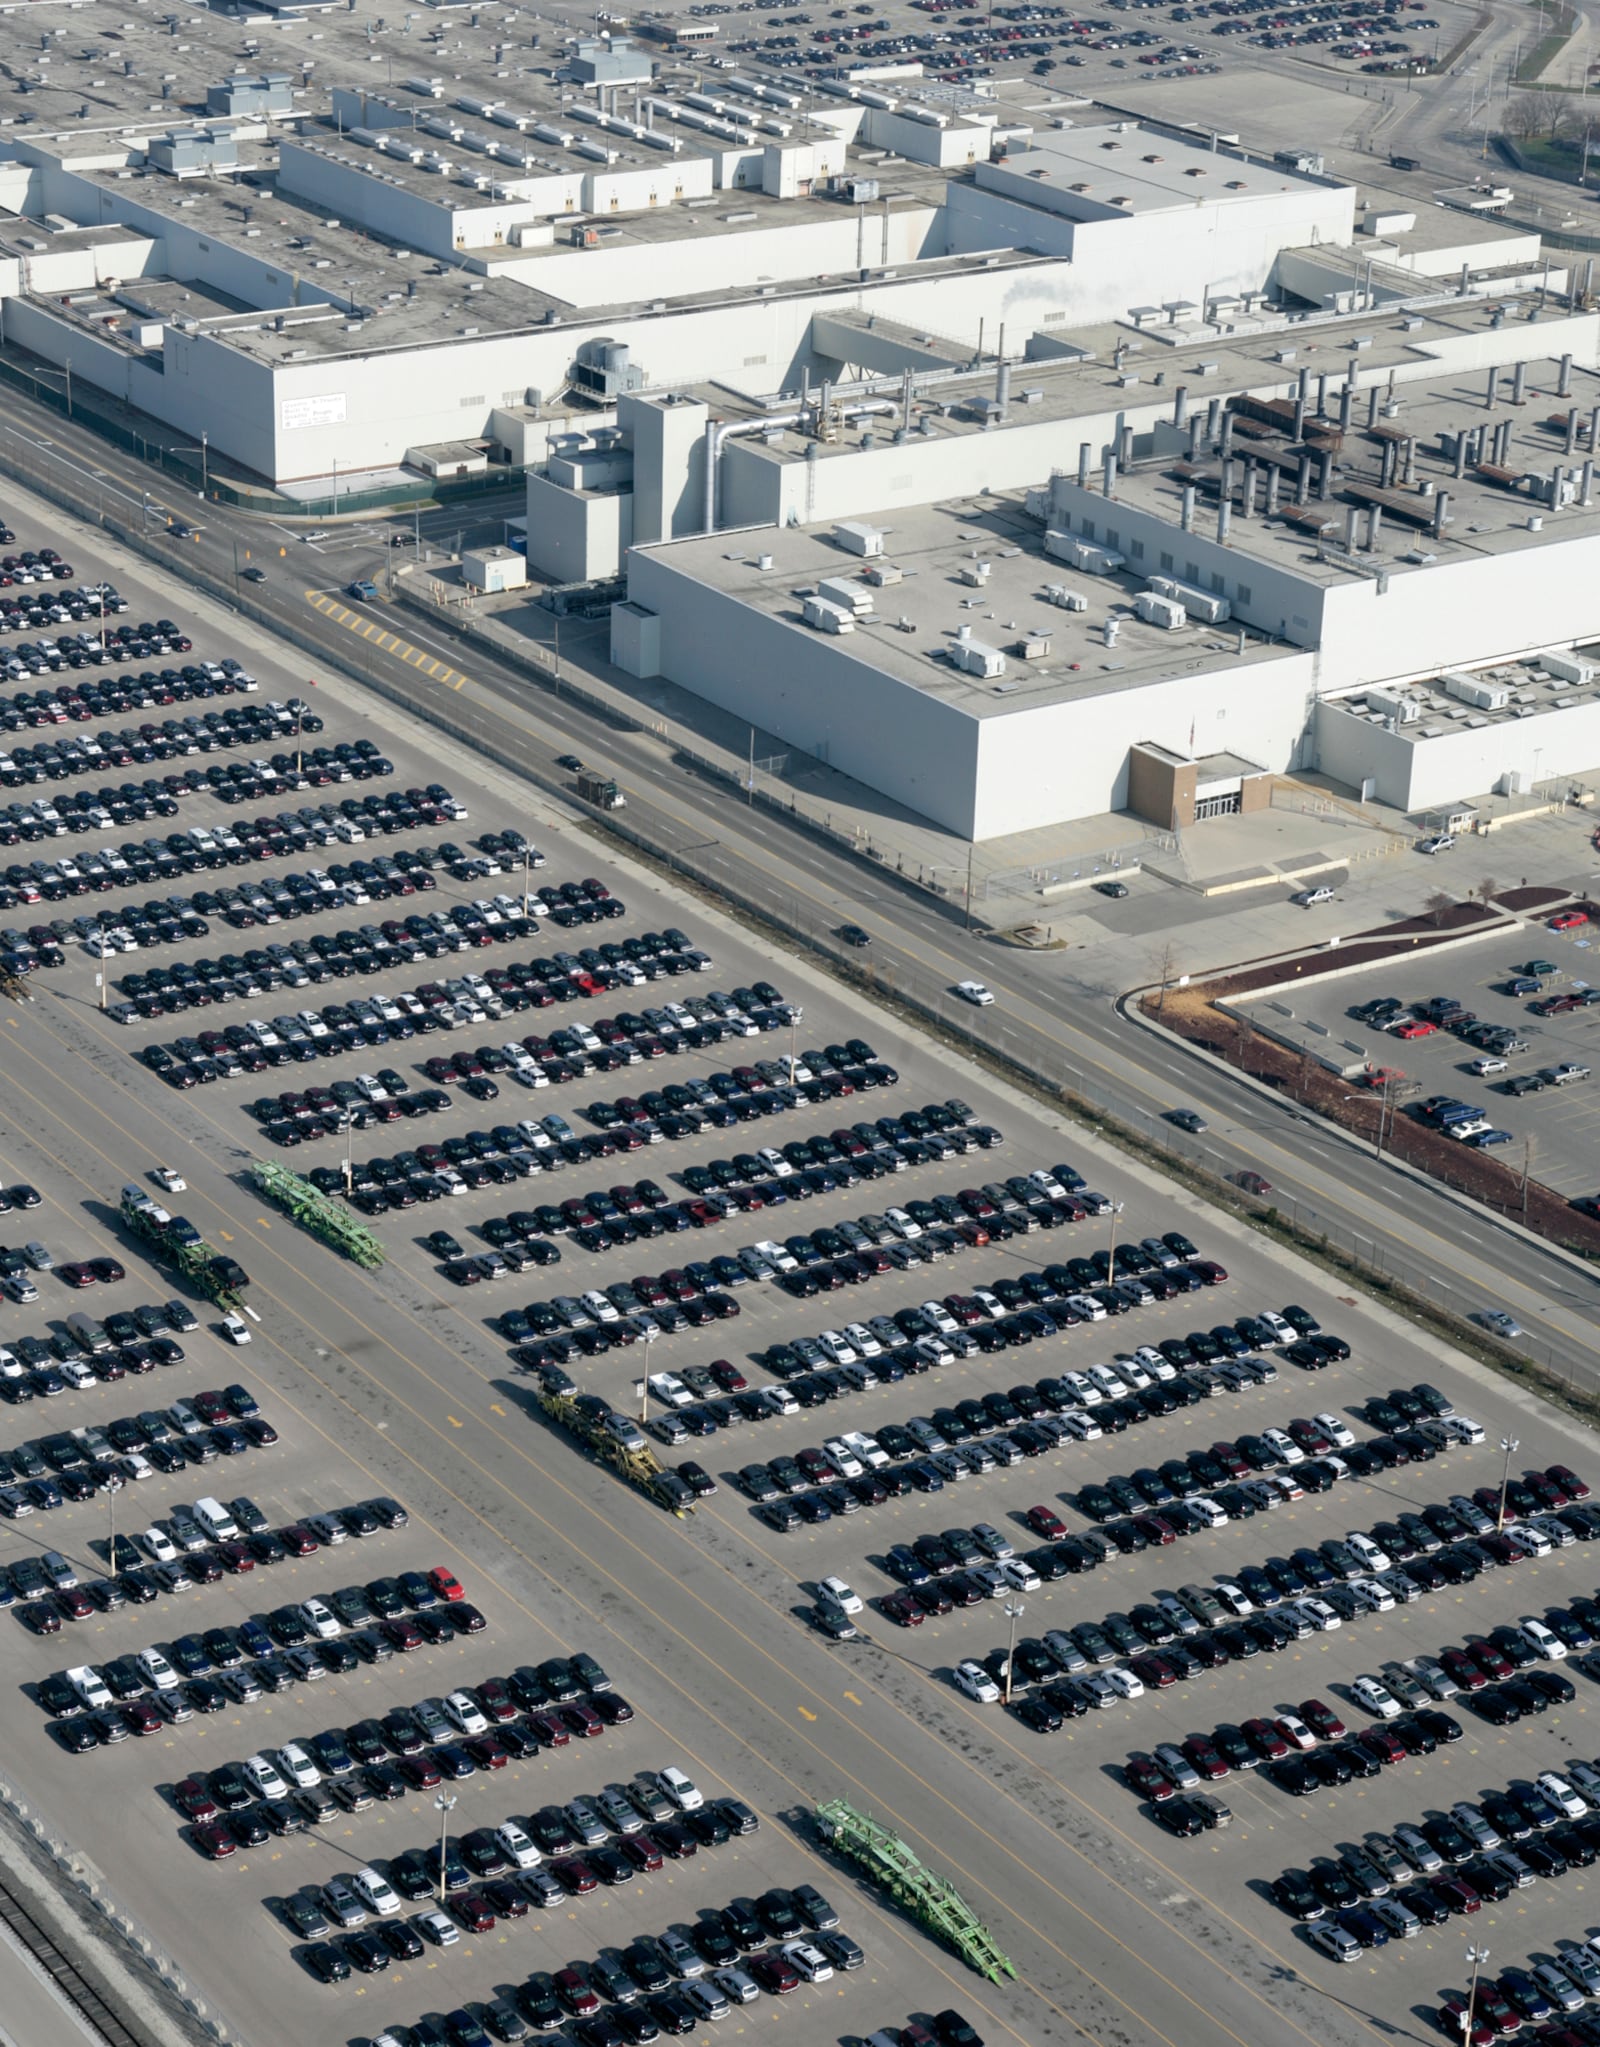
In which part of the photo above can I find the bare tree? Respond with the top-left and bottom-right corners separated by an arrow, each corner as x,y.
1505,92 -> 1546,138
1521,1131 -> 1539,1220
1424,889 -> 1456,928
1153,940 -> 1179,1016
1474,874 -> 1501,910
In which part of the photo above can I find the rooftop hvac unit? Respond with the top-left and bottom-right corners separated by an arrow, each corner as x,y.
1042,582 -> 1087,612
802,595 -> 855,633
958,560 -> 991,587
862,562 -> 901,587
816,576 -> 872,616
1441,670 -> 1510,712
1134,592 -> 1186,631
1366,688 -> 1421,723
1013,632 -> 1052,660
951,639 -> 1006,678
832,521 -> 884,557
1542,649 -> 1596,686
1044,531 -> 1125,576
1146,574 -> 1229,624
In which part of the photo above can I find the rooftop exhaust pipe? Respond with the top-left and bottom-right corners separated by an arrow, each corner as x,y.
1102,451 -> 1116,498
1560,352 -> 1574,398
1296,451 -> 1311,505
1173,384 -> 1189,429
1078,441 -> 1091,489
1181,484 -> 1196,531
1339,380 -> 1353,434
1292,365 -> 1308,442
1486,366 -> 1499,409
1433,487 -> 1450,538
1512,361 -> 1527,406
1217,500 -> 1231,544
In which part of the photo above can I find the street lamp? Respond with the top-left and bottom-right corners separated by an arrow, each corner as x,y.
635,1375 -> 649,1426
1497,1436 -> 1520,1532
522,840 -> 533,921
1106,1199 -> 1125,1281
433,1791 -> 457,1902
200,429 -> 208,498
340,1110 -> 355,1198
1464,1945 -> 1490,2039
1002,1599 -> 1026,1705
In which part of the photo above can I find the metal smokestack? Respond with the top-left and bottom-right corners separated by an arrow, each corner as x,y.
1512,362 -> 1527,406
1486,367 -> 1499,409
1103,451 -> 1116,498
1173,384 -> 1189,429
1560,352 -> 1574,398
1217,500 -> 1231,544
1433,487 -> 1450,538
1078,441 -> 1091,488
1181,484 -> 1196,532
1296,452 -> 1311,505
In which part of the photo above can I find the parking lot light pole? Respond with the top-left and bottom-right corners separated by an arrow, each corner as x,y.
433,1791 -> 457,1903
1464,1945 -> 1490,2039
341,1112 -> 355,1198
1496,1437 -> 1520,1532
1002,1599 -> 1025,1705
522,843 -> 532,920
636,1375 -> 648,1425
1106,1199 -> 1125,1279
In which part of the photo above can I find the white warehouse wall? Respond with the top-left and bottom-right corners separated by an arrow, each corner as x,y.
626,542 -> 983,833
971,648 -> 1314,837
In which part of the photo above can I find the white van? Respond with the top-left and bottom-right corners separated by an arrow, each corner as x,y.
192,1496 -> 240,1542
350,1867 -> 402,1917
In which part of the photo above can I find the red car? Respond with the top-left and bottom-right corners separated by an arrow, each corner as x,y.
1023,1504 -> 1067,1541
193,1822 -> 236,1860
1128,1653 -> 1178,1689
452,1891 -> 496,1934
1440,1647 -> 1488,1692
1241,1717 -> 1289,1761
123,1699 -> 164,1736
1192,1259 -> 1228,1284
750,1952 -> 801,1995
1210,1442 -> 1249,1479
464,1735 -> 508,1771
174,1776 -> 219,1822
1465,1637 -> 1513,1679
1299,1698 -> 1345,1740
58,1262 -> 98,1288
1357,1727 -> 1405,1767
708,1358 -> 747,1392
399,1754 -> 443,1790
1433,1875 -> 1482,1915
551,1858 -> 597,1896
1132,1513 -> 1177,1546
882,1591 -> 924,1627
1392,1020 -> 1437,1039
1474,1986 -> 1521,2037
1549,909 -> 1590,932
427,1566 -> 464,1602
621,1834 -> 663,1874
277,1523 -> 318,1556
1124,1752 -> 1176,1801
1550,1463 -> 1590,1500
90,1257 -> 126,1284
1181,1733 -> 1230,1780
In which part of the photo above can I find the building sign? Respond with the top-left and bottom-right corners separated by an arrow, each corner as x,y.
280,393 -> 348,431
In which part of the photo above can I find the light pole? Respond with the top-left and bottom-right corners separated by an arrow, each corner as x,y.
433,1791 -> 457,1902
341,1110 -> 355,1198
1002,1598 -> 1025,1705
200,430 -> 208,498
636,1374 -> 649,1425
522,842 -> 532,920
1106,1199 -> 1125,1282
1464,1944 -> 1490,2040
1496,1436 -> 1520,1532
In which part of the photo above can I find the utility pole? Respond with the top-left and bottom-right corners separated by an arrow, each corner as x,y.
1464,1946 -> 1490,2042
1106,1199 -> 1125,1281
1002,1599 -> 1025,1705
433,1791 -> 457,1903
1496,1436 -> 1520,1532
964,841 -> 975,930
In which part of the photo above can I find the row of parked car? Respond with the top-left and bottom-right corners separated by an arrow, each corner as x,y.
2,795 -> 469,953
347,1872 -> 862,2047
969,1465 -> 1578,1724
3,1393 -> 276,1532
740,1346 -> 1270,1540
1282,1748 -> 1600,1970
25,1493 -> 407,1687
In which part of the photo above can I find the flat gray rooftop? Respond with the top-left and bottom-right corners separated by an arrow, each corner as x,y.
648,491 -> 1287,713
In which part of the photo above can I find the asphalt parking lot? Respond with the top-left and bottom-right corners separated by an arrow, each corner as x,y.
5,482 -> 1600,2047
1276,933 -> 1600,1201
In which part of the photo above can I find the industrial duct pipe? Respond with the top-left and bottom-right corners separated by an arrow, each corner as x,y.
1512,362 -> 1527,406
1078,441 -> 1091,488
1181,484 -> 1196,532
1296,451 -> 1311,505
1173,384 -> 1189,429
1102,451 -> 1117,498
1560,352 -> 1574,398
703,411 -> 804,532
1433,487 -> 1451,537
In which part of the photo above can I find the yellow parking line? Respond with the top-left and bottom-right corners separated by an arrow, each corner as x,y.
303,589 -> 470,691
